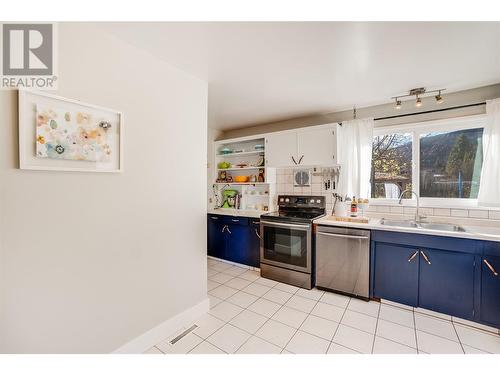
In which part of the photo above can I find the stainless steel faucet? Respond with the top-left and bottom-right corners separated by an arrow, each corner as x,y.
398,188 -> 426,222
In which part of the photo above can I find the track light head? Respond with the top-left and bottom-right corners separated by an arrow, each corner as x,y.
415,96 -> 422,107
435,91 -> 444,104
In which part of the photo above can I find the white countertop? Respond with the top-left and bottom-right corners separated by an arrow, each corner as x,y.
207,208 -> 265,219
314,216 -> 500,243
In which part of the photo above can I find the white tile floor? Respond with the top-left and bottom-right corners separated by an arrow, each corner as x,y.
145,258 -> 500,354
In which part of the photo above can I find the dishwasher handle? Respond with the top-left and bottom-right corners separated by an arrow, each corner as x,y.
317,232 -> 369,240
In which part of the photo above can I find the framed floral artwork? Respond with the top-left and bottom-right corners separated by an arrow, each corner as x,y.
18,90 -> 123,172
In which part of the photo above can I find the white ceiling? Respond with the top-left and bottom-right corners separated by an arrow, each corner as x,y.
100,22 -> 500,130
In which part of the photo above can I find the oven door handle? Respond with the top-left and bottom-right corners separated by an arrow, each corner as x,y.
317,232 -> 369,240
260,220 -> 311,229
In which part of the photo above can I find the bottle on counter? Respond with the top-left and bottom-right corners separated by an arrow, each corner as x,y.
350,196 -> 358,217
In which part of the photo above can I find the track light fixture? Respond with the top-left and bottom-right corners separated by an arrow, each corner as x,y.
391,87 -> 446,110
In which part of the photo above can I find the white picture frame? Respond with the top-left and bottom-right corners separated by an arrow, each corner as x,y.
18,89 -> 124,172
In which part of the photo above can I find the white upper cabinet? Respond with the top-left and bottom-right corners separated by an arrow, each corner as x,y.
297,125 -> 338,166
265,131 -> 298,167
265,124 -> 338,167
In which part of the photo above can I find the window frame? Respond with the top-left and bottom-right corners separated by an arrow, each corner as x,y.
371,114 -> 486,208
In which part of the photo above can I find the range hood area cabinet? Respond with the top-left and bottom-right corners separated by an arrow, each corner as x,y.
265,123 -> 339,168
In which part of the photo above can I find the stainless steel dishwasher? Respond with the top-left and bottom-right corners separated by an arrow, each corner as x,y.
315,225 -> 370,299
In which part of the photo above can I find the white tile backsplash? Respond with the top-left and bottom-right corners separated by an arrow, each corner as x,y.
403,207 -> 417,215
365,205 -> 377,213
433,208 -> 451,216
419,207 -> 434,216
311,183 -> 322,193
451,209 -> 468,217
312,174 -> 322,184
489,211 -> 500,220
376,206 -> 391,213
469,209 -> 489,219
390,206 -> 404,214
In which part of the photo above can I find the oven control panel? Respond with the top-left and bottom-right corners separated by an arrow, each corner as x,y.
277,195 -> 325,208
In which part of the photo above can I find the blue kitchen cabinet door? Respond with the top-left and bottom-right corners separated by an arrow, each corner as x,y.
247,220 -> 261,268
418,248 -> 475,320
207,215 -> 226,259
226,221 -> 252,265
373,243 -> 419,307
480,255 -> 500,327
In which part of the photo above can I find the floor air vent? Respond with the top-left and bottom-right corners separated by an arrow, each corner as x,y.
169,324 -> 198,345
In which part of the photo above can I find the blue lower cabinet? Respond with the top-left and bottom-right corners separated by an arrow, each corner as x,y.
207,214 -> 260,267
226,218 -> 251,265
207,215 -> 226,259
372,230 -> 500,329
418,248 -> 475,320
248,219 -> 261,268
373,243 -> 419,307
480,255 -> 500,327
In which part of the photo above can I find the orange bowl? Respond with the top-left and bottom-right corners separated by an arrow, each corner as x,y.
234,176 -> 249,183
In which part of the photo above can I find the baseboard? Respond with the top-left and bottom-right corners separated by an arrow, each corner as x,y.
112,297 -> 210,354
207,255 -> 260,272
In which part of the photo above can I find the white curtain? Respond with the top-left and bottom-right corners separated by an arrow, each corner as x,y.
478,98 -> 500,206
337,118 -> 374,199
384,183 -> 401,199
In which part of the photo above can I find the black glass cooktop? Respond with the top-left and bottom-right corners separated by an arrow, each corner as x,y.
260,195 -> 326,223
260,210 -> 325,223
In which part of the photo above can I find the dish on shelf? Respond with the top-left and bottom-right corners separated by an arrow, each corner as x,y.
254,144 -> 264,151
219,147 -> 233,155
234,176 -> 249,183
217,161 -> 231,169
236,163 -> 248,168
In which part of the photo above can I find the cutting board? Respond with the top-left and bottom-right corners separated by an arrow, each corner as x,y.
325,216 -> 369,224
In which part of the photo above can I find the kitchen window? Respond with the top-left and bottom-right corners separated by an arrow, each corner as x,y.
371,115 -> 485,206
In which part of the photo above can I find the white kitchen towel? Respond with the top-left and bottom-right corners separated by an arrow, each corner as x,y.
337,118 -> 374,199
478,98 -> 500,206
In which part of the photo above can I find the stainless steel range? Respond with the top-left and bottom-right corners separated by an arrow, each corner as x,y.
260,195 -> 325,289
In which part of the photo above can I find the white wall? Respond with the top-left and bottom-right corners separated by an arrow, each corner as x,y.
0,23 -> 208,353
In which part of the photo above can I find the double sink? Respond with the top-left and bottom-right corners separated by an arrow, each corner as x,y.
380,218 -> 466,233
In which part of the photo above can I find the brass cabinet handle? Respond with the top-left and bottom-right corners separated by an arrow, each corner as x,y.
408,251 -> 419,262
254,228 -> 261,239
483,259 -> 498,276
420,250 -> 431,265
298,155 -> 304,164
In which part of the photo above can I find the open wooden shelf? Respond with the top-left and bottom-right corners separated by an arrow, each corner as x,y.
217,166 -> 264,172
213,182 -> 269,185
216,150 -> 264,157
